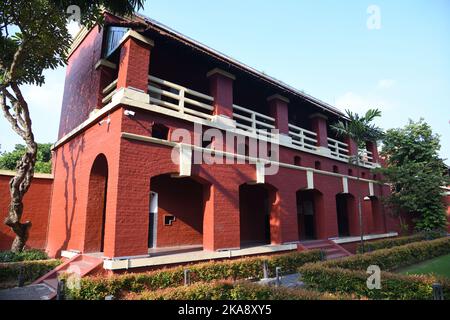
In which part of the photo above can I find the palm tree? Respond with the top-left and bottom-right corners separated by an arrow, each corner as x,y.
331,109 -> 384,252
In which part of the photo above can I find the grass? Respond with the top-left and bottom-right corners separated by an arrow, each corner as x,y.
398,253 -> 450,279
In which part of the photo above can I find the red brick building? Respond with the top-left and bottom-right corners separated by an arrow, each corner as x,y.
3,13 -> 409,270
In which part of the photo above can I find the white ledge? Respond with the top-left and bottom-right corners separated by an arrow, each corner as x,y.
330,232 -> 399,244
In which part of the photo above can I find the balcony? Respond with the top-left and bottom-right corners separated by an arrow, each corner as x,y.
100,75 -> 377,168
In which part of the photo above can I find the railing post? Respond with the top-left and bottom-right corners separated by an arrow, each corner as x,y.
251,112 -> 257,134
179,88 -> 185,114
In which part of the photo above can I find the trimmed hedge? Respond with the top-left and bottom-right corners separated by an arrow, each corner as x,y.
0,259 -> 61,288
325,237 -> 450,272
299,263 -> 450,300
127,280 -> 353,300
357,231 -> 446,253
67,250 -> 323,300
0,249 -> 48,262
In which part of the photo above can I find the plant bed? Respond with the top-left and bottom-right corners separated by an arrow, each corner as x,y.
65,250 -> 323,300
0,259 -> 61,289
125,280 -> 355,300
0,249 -> 48,263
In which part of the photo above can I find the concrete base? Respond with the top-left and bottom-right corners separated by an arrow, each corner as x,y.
103,243 -> 298,271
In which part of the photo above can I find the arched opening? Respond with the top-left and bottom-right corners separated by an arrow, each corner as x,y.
296,189 -> 322,240
239,183 -> 276,246
84,154 -> 108,253
336,193 -> 355,237
149,174 -> 209,249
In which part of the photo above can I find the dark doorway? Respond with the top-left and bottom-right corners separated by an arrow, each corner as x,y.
239,183 -> 275,246
296,190 -> 317,240
336,194 -> 350,237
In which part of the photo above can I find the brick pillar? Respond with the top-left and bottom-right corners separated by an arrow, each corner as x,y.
207,68 -> 235,119
270,188 -> 299,244
117,32 -> 153,93
309,113 -> 329,150
316,190 -> 339,239
344,136 -> 358,158
203,184 -> 240,251
366,140 -> 380,164
267,94 -> 290,135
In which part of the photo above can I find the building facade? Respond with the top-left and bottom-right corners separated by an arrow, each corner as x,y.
43,13 -> 402,264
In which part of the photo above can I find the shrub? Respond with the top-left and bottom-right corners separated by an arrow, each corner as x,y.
0,259 -> 61,288
357,231 -> 446,253
326,237 -> 450,272
299,263 -> 450,300
67,250 -> 323,300
127,280 -> 352,300
0,249 -> 48,262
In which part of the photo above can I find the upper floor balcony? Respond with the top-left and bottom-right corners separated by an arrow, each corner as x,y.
95,24 -> 380,169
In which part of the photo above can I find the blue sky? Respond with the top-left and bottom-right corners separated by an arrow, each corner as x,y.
1,0 -> 449,163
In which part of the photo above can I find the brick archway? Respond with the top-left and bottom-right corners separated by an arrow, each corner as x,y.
84,154 -> 108,253
149,174 -> 211,249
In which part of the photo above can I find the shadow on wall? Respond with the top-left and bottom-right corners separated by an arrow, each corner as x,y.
55,136 -> 85,256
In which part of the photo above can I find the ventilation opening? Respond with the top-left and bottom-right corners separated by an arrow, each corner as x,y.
314,161 -> 321,170
294,156 -> 301,166
333,165 -> 339,173
152,123 -> 169,140
348,169 -> 353,176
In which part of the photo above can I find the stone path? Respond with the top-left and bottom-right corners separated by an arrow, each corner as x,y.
256,273 -> 305,288
0,284 -> 54,300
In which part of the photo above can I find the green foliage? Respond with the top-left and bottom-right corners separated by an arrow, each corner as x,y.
325,237 -> 450,271
66,250 -> 323,300
0,259 -> 61,287
0,249 -> 48,262
299,263 -> 449,300
378,119 -> 449,231
0,143 -> 52,173
129,280 -> 350,300
356,231 -> 445,253
331,108 -> 384,150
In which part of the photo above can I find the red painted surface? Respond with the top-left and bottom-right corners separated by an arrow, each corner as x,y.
268,97 -> 289,135
208,71 -> 234,119
446,193 -> 450,232
366,141 -> 380,164
117,37 -> 151,92
345,136 -> 358,156
0,175 -> 53,251
310,115 -> 328,148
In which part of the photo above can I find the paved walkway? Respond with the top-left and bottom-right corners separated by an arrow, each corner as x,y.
256,273 -> 305,288
0,284 -> 54,300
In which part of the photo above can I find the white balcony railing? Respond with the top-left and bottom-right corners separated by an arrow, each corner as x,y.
328,137 -> 349,160
288,124 -> 317,150
359,149 -> 374,166
148,75 -> 214,121
102,79 -> 118,105
233,104 -> 276,137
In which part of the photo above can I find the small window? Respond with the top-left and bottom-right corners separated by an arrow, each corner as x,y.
152,123 -> 169,140
164,215 -> 176,226
315,161 -> 321,170
333,165 -> 339,173
348,169 -> 353,176
294,156 -> 301,166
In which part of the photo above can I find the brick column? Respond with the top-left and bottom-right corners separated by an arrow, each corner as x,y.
344,136 -> 358,158
267,94 -> 290,135
310,113 -> 331,154
95,59 -> 117,108
207,68 -> 235,119
366,141 -> 380,164
203,185 -> 240,251
117,31 -> 154,93
270,187 -> 299,244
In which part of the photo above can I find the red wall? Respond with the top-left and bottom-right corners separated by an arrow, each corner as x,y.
446,194 -> 450,232
0,174 -> 53,251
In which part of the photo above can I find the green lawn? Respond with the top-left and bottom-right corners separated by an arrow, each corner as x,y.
399,253 -> 450,279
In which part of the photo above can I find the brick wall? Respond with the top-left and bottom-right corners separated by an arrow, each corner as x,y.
0,173 -> 53,251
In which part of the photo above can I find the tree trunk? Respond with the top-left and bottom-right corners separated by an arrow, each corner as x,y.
4,142 -> 37,252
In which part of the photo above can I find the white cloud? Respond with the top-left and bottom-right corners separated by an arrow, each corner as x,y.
377,79 -> 396,89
